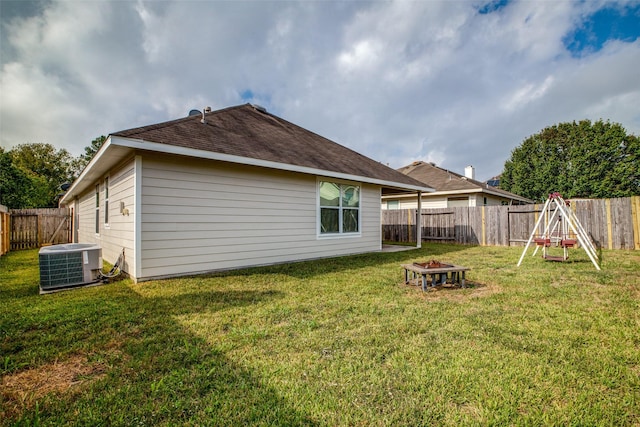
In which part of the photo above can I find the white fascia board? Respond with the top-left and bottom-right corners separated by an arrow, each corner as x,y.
382,193 -> 423,200
482,188 -> 533,203
458,186 -> 531,203
382,187 -> 531,203
382,189 -> 480,199
59,137 -> 114,205
431,189 -> 483,197
110,136 -> 434,193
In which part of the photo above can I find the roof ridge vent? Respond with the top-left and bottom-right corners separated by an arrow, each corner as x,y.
251,104 -> 267,114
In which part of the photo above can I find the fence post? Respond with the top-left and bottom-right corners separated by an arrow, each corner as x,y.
632,196 -> 640,251
605,198 -> 613,250
481,206 -> 486,246
0,205 -> 8,256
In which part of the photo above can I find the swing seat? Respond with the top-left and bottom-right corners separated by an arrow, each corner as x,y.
534,238 -> 551,247
544,255 -> 566,262
561,239 -> 577,248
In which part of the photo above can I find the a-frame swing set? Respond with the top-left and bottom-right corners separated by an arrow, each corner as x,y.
517,192 -> 601,270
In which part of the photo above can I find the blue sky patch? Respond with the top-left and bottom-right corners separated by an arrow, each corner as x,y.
564,4 -> 640,56
239,89 -> 273,112
478,0 -> 510,15
240,89 -> 254,101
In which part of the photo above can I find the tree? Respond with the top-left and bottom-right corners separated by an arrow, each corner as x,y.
501,120 -> 640,201
2,143 -> 77,208
0,147 -> 36,208
75,135 -> 107,174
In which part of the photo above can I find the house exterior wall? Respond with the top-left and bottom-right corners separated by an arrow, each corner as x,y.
383,193 -> 519,209
138,155 -> 382,281
471,193 -> 518,206
483,195 -> 510,206
385,196 -> 447,210
72,158 -> 136,275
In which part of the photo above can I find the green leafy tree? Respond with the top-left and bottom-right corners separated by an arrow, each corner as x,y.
74,135 -> 107,174
501,120 -> 640,201
3,143 -> 76,208
0,147 -> 35,208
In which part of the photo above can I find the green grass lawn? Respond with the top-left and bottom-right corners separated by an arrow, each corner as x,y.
1,244 -> 639,426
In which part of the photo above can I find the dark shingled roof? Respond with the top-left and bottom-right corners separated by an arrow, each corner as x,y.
398,161 -> 532,202
113,104 -> 428,189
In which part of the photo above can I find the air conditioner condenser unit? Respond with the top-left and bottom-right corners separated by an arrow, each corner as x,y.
39,243 -> 103,293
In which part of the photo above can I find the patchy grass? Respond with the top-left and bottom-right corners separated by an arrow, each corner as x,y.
1,244 -> 639,425
2,354 -> 107,419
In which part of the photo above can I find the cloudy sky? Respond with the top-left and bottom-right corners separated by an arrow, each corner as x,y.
1,0 -> 639,180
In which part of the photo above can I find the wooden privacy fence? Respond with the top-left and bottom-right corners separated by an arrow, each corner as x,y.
0,205 -> 9,256
382,196 -> 640,250
10,208 -> 72,250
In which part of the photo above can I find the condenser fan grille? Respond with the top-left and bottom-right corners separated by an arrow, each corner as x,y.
39,252 -> 84,288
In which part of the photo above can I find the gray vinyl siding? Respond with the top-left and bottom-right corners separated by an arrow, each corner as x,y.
72,158 -> 136,275
139,156 -> 381,280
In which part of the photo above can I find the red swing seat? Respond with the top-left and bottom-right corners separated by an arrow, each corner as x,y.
534,237 -> 551,247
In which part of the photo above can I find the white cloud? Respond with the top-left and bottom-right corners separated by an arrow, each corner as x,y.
1,0 -> 638,181
502,75 -> 555,112
337,39 -> 383,72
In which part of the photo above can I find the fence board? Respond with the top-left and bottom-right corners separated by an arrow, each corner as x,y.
574,199 -> 607,249
381,197 -> 638,250
490,206 -> 509,246
611,198 -> 632,250
11,214 -> 38,250
10,208 -> 72,250
420,209 -> 455,240
0,205 -> 9,256
453,206 -> 468,245
382,209 -> 411,243
633,196 -> 640,250
468,207 -> 482,245
507,204 -> 537,244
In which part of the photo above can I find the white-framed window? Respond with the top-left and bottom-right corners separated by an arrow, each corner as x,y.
104,176 -> 110,228
319,181 -> 360,235
95,184 -> 100,235
387,200 -> 399,210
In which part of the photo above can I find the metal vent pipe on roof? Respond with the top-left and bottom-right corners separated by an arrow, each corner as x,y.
201,106 -> 212,124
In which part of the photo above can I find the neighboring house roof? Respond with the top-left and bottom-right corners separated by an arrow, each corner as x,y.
61,104 -> 432,203
396,161 -> 532,203
485,174 -> 501,187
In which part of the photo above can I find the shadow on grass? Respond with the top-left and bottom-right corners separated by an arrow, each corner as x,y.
145,288 -> 284,313
203,242 -> 472,281
1,251 -> 317,425
88,289 -> 317,426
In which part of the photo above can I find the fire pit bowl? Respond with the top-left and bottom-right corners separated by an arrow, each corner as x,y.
413,260 -> 454,269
